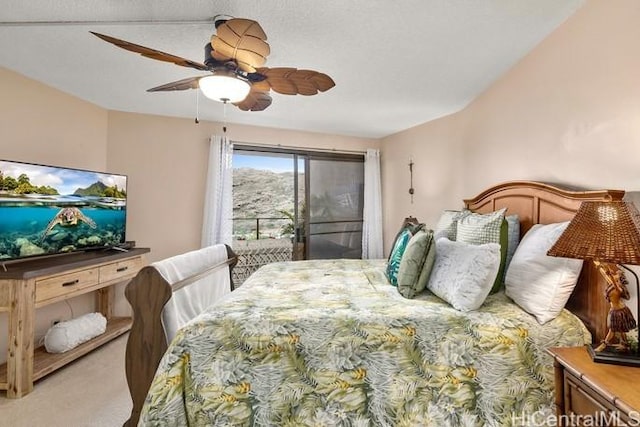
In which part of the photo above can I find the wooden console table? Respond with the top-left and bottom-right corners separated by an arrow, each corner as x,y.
0,247 -> 150,398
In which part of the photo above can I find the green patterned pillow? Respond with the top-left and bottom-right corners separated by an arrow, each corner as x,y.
388,222 -> 423,261
386,228 -> 413,286
456,208 -> 508,294
397,230 -> 436,298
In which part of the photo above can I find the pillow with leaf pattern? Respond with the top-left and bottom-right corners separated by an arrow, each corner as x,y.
386,223 -> 424,286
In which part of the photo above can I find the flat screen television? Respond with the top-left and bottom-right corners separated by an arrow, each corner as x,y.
0,159 -> 127,260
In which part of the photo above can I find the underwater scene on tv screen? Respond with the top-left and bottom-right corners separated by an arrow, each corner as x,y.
0,160 -> 127,260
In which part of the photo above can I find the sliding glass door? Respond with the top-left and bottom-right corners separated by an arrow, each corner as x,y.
306,156 -> 364,259
230,146 -> 363,283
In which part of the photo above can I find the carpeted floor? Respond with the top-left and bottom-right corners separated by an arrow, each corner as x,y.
0,333 -> 131,427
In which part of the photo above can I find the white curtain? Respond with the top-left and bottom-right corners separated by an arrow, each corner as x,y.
362,148 -> 384,259
201,135 -> 234,246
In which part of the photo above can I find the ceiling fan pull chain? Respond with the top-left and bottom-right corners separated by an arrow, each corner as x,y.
194,89 -> 200,124
223,102 -> 228,133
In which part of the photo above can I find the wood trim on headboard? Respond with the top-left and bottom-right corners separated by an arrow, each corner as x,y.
463,181 -> 625,345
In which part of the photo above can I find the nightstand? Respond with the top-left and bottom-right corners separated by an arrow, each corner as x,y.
548,346 -> 640,426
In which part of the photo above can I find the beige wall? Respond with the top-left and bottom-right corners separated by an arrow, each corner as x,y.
381,0 -> 640,249
461,0 -> 640,195
0,67 -> 108,169
106,111 -> 379,263
381,0 -> 640,314
381,113 -> 466,251
0,67 -> 109,362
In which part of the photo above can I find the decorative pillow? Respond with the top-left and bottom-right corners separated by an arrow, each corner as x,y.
426,238 -> 501,311
388,221 -> 423,261
434,209 -> 471,240
397,230 -> 436,299
456,208 -> 508,293
386,227 -> 414,286
505,214 -> 520,270
505,222 -> 583,324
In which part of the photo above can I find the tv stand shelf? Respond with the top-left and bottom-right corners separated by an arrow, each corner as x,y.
0,248 -> 149,398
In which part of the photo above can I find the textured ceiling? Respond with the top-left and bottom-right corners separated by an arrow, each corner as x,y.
0,1 -> 584,138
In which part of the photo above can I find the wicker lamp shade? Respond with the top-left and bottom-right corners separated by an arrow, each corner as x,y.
547,201 -> 640,264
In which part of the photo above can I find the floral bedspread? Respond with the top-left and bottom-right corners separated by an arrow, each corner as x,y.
139,259 -> 590,426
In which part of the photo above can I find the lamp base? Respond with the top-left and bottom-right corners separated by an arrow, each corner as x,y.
587,344 -> 640,367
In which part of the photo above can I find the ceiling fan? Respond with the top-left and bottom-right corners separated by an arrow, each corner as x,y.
90,16 -> 335,112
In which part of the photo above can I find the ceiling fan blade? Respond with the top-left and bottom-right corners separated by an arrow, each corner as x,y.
256,67 -> 336,96
234,88 -> 272,112
147,76 -> 203,92
210,18 -> 270,73
90,31 -> 209,71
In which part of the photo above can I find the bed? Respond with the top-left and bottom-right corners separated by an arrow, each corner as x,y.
124,181 -> 624,426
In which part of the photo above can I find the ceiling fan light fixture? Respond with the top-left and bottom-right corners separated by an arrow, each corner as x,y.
199,75 -> 251,103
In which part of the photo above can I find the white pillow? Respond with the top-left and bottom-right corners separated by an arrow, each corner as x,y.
505,222 -> 584,324
44,312 -> 107,353
427,238 -> 501,311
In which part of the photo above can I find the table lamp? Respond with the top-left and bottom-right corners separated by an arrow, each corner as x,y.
547,201 -> 640,367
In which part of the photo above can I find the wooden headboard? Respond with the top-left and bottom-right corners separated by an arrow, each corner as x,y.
464,181 -> 625,344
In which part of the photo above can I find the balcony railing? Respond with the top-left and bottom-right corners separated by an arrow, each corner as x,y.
230,216 -> 363,286
232,216 -> 292,241
231,217 -> 295,286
